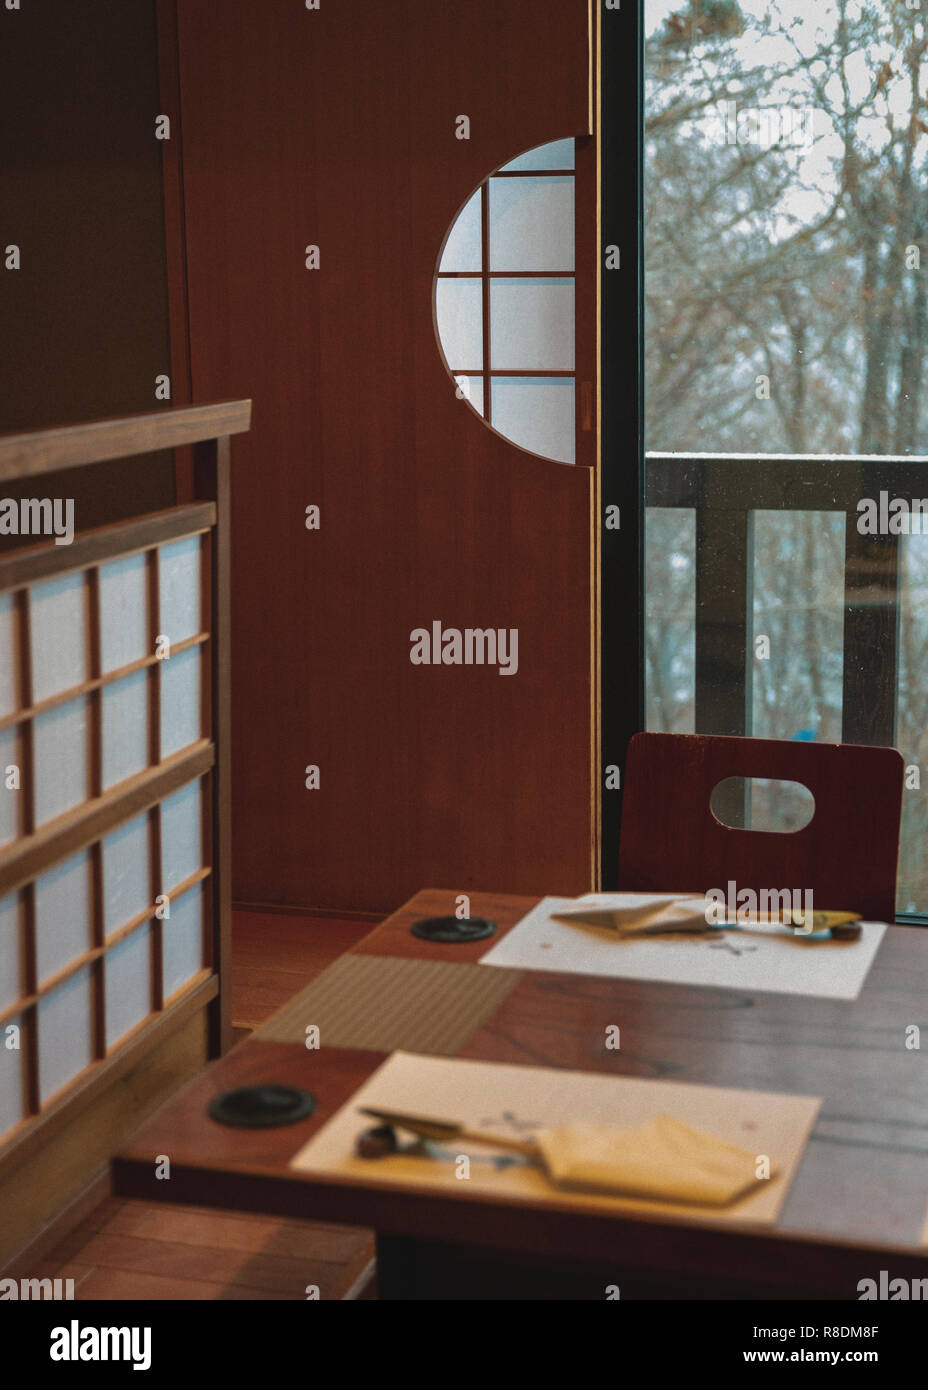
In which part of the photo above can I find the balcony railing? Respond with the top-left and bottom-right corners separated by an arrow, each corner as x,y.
646,452 -> 928,749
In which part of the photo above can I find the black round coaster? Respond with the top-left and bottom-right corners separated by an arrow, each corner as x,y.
208,1084 -> 317,1129
410,915 -> 497,944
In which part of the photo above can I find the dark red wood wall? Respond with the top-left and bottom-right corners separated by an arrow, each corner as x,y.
0,0 -> 175,531
172,0 -> 596,912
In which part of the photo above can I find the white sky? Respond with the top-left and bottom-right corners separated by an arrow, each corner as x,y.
645,0 -> 927,237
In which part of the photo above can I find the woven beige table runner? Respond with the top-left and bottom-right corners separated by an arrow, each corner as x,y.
256,953 -> 523,1055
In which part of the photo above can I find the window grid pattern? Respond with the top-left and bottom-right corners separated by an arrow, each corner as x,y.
0,521 -> 214,1143
0,779 -> 210,1131
435,140 -> 578,464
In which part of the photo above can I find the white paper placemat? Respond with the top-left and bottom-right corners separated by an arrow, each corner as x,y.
478,894 -> 887,1000
290,1051 -> 821,1225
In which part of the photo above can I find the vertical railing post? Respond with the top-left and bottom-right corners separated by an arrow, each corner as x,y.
694,484 -> 754,827
600,0 -> 645,889
193,434 -> 232,1057
842,525 -> 900,747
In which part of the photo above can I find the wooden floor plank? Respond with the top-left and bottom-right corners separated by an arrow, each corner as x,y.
230,973 -> 328,1029
52,1263 -> 96,1297
19,1198 -> 125,1276
341,1256 -> 378,1301
105,1202 -> 372,1263
65,1231 -> 365,1297
230,913 -> 374,1026
231,912 -> 372,974
64,1265 -> 287,1301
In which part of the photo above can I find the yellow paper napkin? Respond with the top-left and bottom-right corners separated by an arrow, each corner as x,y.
552,896 -> 711,935
534,1113 -> 769,1205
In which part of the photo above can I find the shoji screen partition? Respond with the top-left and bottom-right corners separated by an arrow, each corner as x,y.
0,401 -> 250,1172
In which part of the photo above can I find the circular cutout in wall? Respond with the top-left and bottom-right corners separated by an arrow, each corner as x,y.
434,139 -> 578,465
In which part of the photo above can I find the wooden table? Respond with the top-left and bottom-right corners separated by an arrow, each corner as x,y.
112,889 -> 928,1299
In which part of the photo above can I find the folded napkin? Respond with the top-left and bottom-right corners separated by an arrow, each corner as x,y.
551,895 -> 711,936
534,1113 -> 767,1206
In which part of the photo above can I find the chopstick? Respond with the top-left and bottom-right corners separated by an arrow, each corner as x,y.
359,1107 -> 538,1157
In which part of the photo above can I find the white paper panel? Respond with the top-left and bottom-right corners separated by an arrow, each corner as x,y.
38,967 -> 93,1103
489,177 -> 573,272
0,1017 -> 24,1139
160,647 -> 201,758
35,850 -> 92,985
435,278 -> 483,370
33,697 -> 88,826
103,813 -> 151,937
162,883 -> 203,999
491,378 -> 575,464
489,278 -> 574,370
499,139 -> 575,172
29,572 -> 87,703
102,670 -> 149,789
453,375 -> 485,415
0,593 -> 15,716
105,924 -> 152,1049
0,894 -> 20,1012
439,188 -> 482,273
161,778 -> 202,892
159,536 -> 202,645
99,552 -> 148,672
0,727 -> 18,847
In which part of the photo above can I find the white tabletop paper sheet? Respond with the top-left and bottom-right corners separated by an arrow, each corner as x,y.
289,1051 -> 821,1226
478,894 -> 887,1000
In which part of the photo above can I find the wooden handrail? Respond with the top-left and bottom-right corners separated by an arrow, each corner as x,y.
0,400 -> 252,481
644,449 -> 905,753
0,741 -> 216,899
0,501 -> 216,592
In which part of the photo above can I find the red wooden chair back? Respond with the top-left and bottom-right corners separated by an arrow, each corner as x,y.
618,733 -> 904,923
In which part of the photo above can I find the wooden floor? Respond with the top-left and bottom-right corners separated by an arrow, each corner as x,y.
41,908 -> 378,1301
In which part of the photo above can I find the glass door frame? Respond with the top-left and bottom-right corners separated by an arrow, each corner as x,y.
599,0 -> 645,889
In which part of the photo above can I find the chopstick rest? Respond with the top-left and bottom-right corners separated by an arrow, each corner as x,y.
356,1106 -> 769,1206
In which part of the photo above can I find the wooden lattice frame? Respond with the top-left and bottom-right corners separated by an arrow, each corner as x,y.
0,400 -> 250,1177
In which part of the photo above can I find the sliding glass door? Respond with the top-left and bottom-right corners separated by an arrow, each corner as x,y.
604,1 -> 928,918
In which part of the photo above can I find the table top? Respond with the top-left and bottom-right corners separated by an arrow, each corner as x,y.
112,889 -> 928,1295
